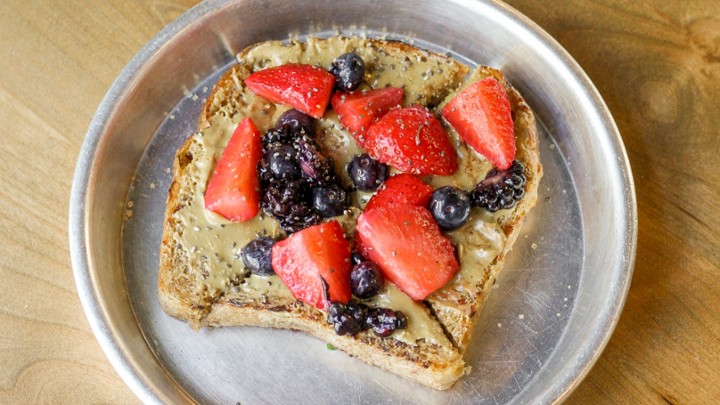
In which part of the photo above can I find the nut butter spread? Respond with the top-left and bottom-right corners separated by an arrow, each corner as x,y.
173,36 -> 507,346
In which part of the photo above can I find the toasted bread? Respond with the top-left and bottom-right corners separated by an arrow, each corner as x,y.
158,36 -> 541,390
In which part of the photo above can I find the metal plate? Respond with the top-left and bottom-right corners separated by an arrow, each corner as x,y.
69,0 -> 637,404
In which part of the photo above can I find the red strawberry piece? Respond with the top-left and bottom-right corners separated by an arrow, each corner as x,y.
364,105 -> 457,175
331,87 -> 404,146
364,173 -> 434,212
245,64 -> 336,119
356,205 -> 459,301
271,221 -> 352,310
441,77 -> 515,170
204,117 -> 262,221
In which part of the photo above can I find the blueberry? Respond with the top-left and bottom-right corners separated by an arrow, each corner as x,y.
330,52 -> 365,92
347,154 -> 389,191
351,251 -> 366,266
311,185 -> 348,218
240,237 -> 275,276
350,262 -> 384,299
428,186 -> 472,231
366,308 -> 407,337
276,108 -> 316,136
265,143 -> 300,180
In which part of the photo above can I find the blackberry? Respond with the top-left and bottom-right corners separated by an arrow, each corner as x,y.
346,154 -> 388,191
350,262 -> 384,299
279,205 -> 321,234
428,186 -> 472,231
366,308 -> 407,337
311,185 -> 348,218
260,180 -> 306,218
328,303 -> 363,336
276,108 -> 316,136
240,237 -> 275,276
471,161 -> 526,212
295,135 -> 336,185
263,128 -> 293,145
330,52 -> 365,92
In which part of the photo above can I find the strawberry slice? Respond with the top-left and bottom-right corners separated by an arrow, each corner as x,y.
245,64 -> 336,119
271,221 -> 352,310
204,117 -> 262,221
364,174 -> 434,212
441,77 -> 515,170
364,105 -> 457,175
331,87 -> 404,146
356,205 -> 459,301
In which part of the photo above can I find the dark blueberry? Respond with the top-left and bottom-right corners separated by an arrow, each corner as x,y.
265,143 -> 300,180
311,185 -> 348,218
428,186 -> 472,231
351,251 -> 366,266
366,308 -> 406,337
328,303 -> 363,336
350,262 -> 384,299
240,237 -> 275,276
347,154 -> 389,191
295,135 -> 336,185
263,128 -> 293,145
276,108 -> 316,136
330,52 -> 365,92
472,161 -> 527,212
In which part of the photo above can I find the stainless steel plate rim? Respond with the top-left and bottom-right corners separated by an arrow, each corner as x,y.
69,0 -> 637,403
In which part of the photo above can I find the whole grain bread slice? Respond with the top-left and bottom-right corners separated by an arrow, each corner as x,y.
158,36 -> 540,390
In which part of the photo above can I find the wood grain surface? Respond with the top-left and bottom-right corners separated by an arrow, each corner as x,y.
0,0 -> 717,403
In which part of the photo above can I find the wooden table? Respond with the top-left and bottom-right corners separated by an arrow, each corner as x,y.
1,0 -> 717,403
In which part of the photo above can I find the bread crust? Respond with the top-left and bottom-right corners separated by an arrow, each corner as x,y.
158,36 -> 541,390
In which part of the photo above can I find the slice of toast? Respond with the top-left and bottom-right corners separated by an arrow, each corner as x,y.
158,36 -> 541,390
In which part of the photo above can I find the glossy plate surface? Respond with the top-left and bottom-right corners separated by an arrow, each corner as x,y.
69,0 -> 637,403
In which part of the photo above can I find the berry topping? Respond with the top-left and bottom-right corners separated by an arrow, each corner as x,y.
263,128 -> 293,145
351,251 -> 366,266
328,301 -> 370,336
265,143 -> 300,180
271,221 -> 352,310
245,64 -> 336,119
366,308 -> 407,338
356,205 -> 460,301
331,87 -> 404,146
276,108 -> 316,136
363,173 -> 434,212
441,77 -> 516,170
350,261 -> 384,299
205,117 -> 262,222
330,52 -> 365,92
260,179 -> 306,218
347,153 -> 389,191
365,105 -> 457,175
295,135 -> 337,186
240,237 -> 276,276
428,186 -> 472,231
311,185 -> 348,218
472,160 -> 526,212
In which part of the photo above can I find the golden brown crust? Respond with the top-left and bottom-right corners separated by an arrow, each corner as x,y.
158,36 -> 540,390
